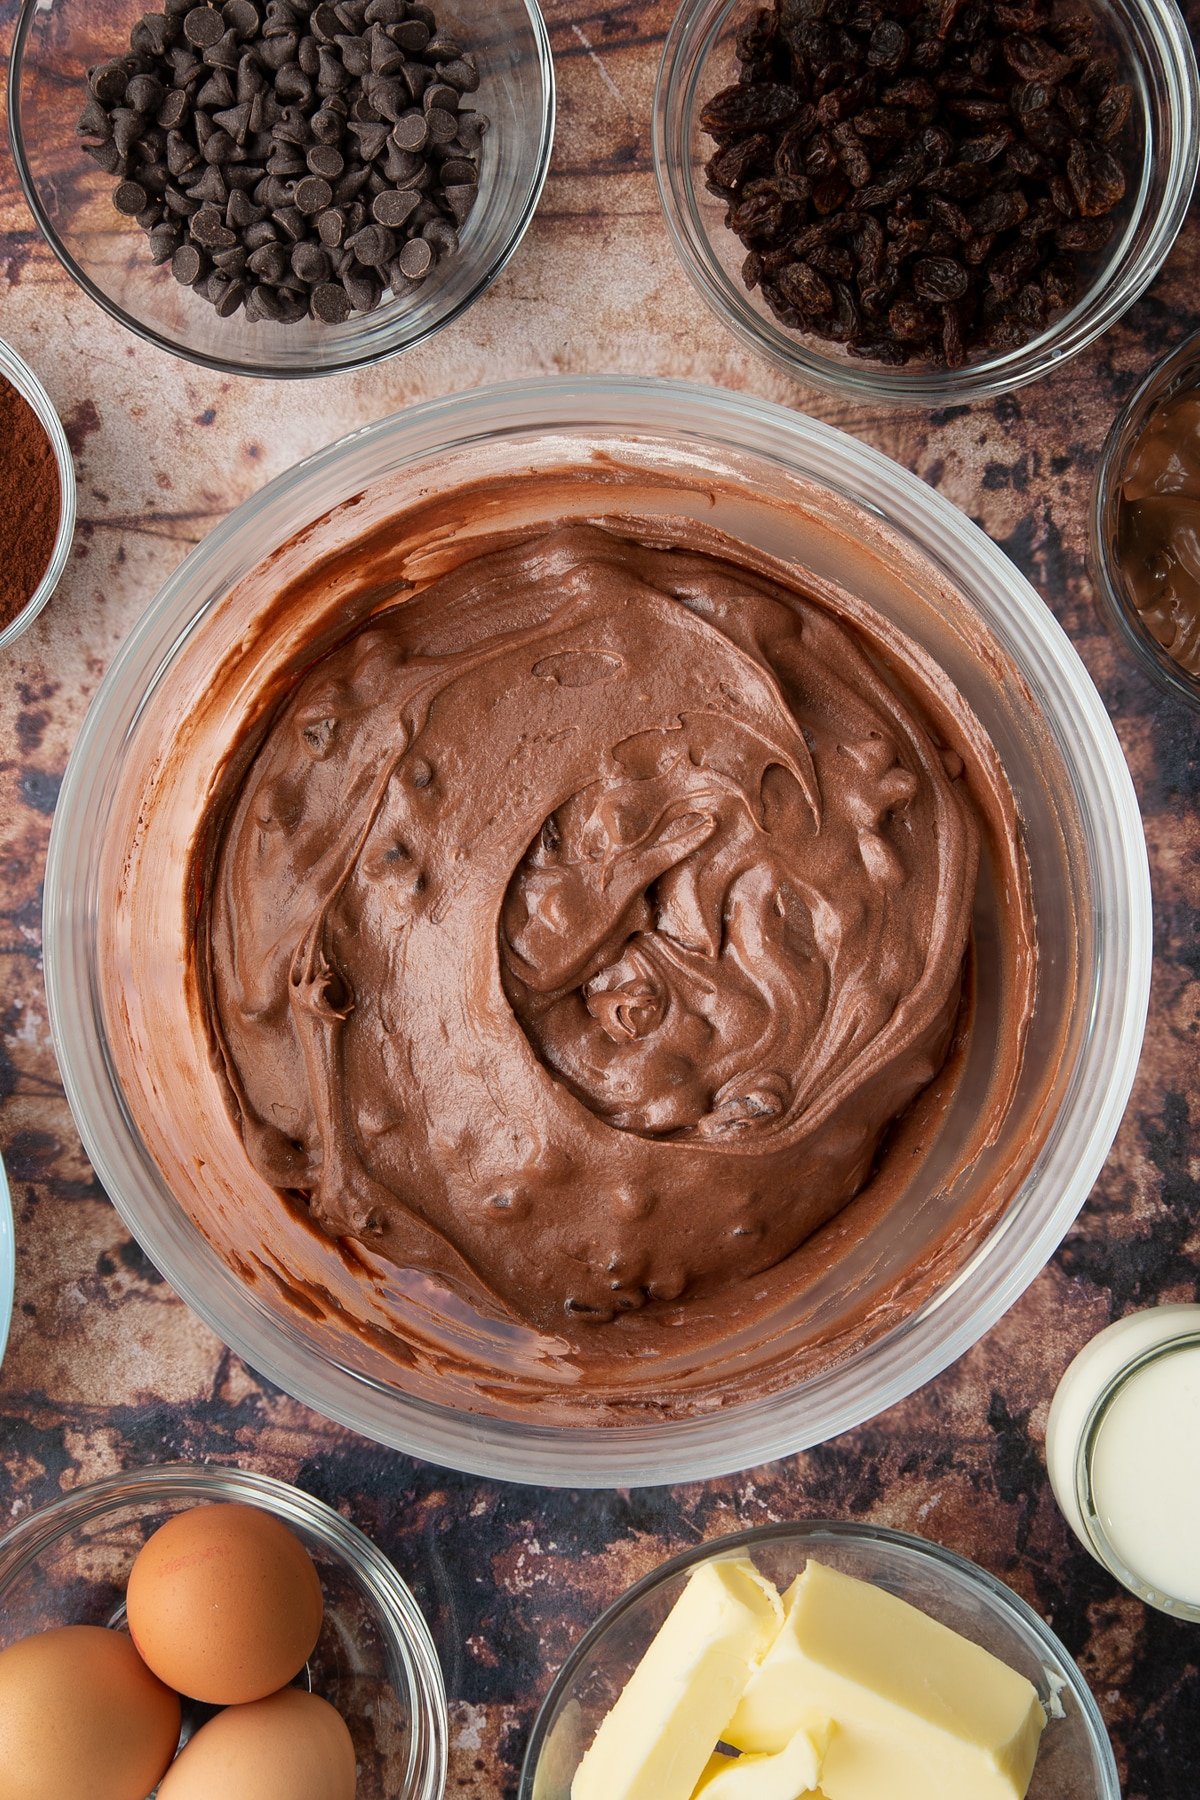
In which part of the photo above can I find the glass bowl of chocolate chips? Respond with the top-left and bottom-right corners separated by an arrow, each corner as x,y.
654,0 -> 1198,404
8,0 -> 554,378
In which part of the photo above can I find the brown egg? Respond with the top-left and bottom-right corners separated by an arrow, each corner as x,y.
157,1687 -> 357,1799
126,1503 -> 324,1704
0,1624 -> 181,1800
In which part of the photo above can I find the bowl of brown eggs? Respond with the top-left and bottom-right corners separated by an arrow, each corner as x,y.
0,1463 -> 446,1800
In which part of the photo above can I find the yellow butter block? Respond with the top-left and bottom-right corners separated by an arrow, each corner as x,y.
691,1719 -> 831,1799
724,1560 -> 1046,1800
571,1558 -> 784,1800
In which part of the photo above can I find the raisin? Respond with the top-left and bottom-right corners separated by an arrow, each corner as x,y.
1067,139 -> 1125,216
968,188 -> 1027,232
959,127 -> 1012,163
707,132 -> 773,193
729,189 -> 789,239
1054,215 -> 1115,253
778,258 -> 835,310
1094,82 -> 1132,141
913,253 -> 969,300
1001,33 -> 1074,84
701,81 -> 803,137
889,295 -> 938,338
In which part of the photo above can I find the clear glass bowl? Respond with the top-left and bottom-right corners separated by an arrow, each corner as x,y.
8,0 -> 554,379
1090,326 -> 1200,711
0,1463 -> 447,1800
518,1522 -> 1121,1800
654,0 -> 1199,407
42,377 -> 1151,1486
0,336 -> 77,651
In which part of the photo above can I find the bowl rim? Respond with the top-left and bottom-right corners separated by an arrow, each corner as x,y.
0,1460 -> 449,1800
652,0 -> 1200,407
42,374 -> 1152,1487
7,0 -> 557,381
517,1518 -> 1122,1800
0,1152 -> 13,1373
1089,323 -> 1200,712
0,336 -> 78,651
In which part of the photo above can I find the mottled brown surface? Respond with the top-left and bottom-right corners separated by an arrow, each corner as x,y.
0,1 -> 1198,1795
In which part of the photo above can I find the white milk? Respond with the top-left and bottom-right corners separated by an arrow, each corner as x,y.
1045,1305 -> 1200,1618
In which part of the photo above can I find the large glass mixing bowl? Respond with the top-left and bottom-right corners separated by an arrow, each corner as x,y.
43,378 -> 1150,1485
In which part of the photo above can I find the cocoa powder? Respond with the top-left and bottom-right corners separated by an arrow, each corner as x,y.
0,373 -> 61,634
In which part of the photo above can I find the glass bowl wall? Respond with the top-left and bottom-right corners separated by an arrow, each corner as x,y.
1091,325 -> 1200,711
0,1463 -> 447,1800
43,377 -> 1150,1485
654,0 -> 1199,406
9,0 -> 554,378
519,1523 -> 1120,1800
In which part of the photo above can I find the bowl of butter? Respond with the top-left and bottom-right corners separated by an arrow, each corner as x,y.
520,1521 -> 1119,1800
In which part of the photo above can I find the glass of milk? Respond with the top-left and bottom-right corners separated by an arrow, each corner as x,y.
1046,1304 -> 1200,1620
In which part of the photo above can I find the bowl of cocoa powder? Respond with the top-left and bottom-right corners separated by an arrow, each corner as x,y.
654,0 -> 1198,405
0,339 -> 76,651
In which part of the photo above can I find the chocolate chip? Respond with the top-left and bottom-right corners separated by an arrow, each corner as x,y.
294,173 -> 333,212
82,139 -> 123,173
248,240 -> 290,280
272,203 -> 307,239
310,280 -> 352,320
90,58 -> 133,104
111,108 -> 143,157
184,6 -> 224,46
442,182 -> 476,226
158,87 -> 191,128
311,2 -> 342,38
396,235 -> 432,279
421,214 -> 457,257
291,239 -> 332,282
172,241 -> 206,282
424,104 -> 458,145
341,265 -> 380,309
191,204 -> 236,246
227,187 -> 265,227
189,164 -> 229,204
438,56 -> 478,94
127,72 -> 167,113
223,0 -> 260,37
349,118 -> 391,160
274,68 -> 313,108
133,14 -> 177,56
347,221 -> 395,264
391,109 -> 428,151
112,178 -> 149,215
335,32 -> 371,77
391,17 -> 429,51
243,217 -> 281,248
148,220 -> 183,261
370,186 -> 420,228
306,143 -> 344,178
315,206 -> 346,247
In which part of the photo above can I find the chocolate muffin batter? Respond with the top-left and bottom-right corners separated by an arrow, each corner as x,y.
1116,386 -> 1200,679
201,522 -> 997,1338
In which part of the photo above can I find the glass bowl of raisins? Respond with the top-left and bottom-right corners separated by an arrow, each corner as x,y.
8,0 -> 554,379
654,0 -> 1198,404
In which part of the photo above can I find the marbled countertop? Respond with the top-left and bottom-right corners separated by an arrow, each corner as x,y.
1,0 -> 1198,1793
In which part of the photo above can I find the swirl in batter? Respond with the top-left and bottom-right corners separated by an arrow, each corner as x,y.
203,523 -> 984,1333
